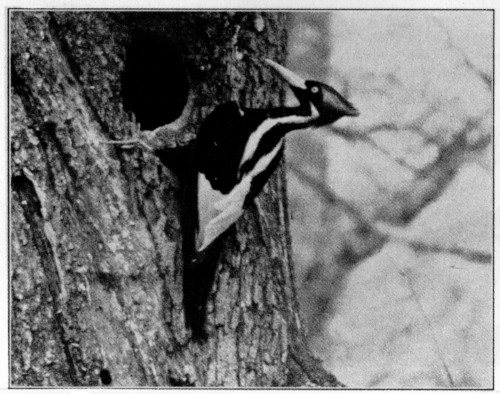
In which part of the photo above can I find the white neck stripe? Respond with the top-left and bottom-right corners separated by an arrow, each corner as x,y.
239,104 -> 319,176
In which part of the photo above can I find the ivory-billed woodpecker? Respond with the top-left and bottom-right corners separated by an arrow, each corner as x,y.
105,59 -> 358,340
183,59 -> 359,339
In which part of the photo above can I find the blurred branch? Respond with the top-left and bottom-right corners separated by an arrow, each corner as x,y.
432,16 -> 492,90
332,98 -> 441,139
289,162 -> 491,264
369,104 -> 440,136
376,117 -> 490,225
377,223 -> 492,264
351,132 -> 421,171
328,103 -> 442,171
399,269 -> 456,387
325,115 -> 490,226
406,240 -> 491,264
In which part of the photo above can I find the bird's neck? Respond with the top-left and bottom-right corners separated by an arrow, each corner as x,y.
265,102 -> 315,120
263,101 -> 319,137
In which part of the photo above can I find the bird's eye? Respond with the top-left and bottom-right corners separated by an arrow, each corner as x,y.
311,86 -> 319,93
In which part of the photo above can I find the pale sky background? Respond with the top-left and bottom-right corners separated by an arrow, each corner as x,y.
287,10 -> 493,388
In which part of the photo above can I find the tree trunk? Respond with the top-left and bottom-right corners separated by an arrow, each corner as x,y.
10,11 -> 342,387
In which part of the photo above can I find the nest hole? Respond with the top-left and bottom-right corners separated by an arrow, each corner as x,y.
122,36 -> 189,130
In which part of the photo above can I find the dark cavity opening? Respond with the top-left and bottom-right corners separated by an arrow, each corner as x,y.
100,368 -> 112,385
121,36 -> 189,130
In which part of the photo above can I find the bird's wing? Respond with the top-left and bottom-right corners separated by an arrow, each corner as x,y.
197,137 -> 285,251
197,175 -> 252,251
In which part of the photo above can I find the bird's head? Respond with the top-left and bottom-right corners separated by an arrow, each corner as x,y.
265,59 -> 359,126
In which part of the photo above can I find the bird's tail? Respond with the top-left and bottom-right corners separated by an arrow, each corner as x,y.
182,238 -> 222,341
180,157 -> 223,341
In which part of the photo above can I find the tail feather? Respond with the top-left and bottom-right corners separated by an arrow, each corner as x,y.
180,159 -> 225,341
183,239 -> 222,341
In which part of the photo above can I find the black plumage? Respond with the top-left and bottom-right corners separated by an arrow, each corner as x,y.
182,59 -> 359,340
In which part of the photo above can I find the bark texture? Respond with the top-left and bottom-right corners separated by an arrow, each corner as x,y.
10,11 -> 342,387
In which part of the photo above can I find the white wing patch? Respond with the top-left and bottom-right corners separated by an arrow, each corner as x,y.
197,173 -> 226,250
197,140 -> 284,251
198,178 -> 250,251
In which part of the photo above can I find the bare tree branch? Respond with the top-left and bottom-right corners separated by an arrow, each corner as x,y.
432,16 -> 492,89
289,164 -> 491,264
399,269 -> 456,387
376,117 -> 490,225
376,223 -> 491,264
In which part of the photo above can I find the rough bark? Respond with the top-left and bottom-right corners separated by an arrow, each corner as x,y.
10,11 -> 342,387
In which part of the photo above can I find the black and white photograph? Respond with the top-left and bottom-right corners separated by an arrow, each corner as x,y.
7,5 -> 494,389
